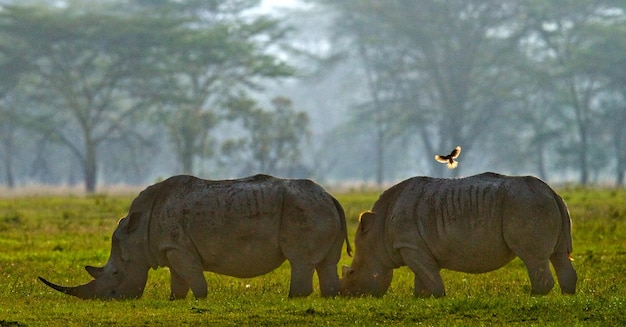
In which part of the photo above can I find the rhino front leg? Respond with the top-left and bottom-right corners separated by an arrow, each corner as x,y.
169,269 -> 190,300
399,248 -> 445,298
166,248 -> 207,299
288,262 -> 314,297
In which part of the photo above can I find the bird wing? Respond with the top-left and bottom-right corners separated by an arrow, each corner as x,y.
434,155 -> 449,163
449,146 -> 461,159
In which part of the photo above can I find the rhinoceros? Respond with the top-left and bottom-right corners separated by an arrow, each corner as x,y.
39,174 -> 352,300
340,172 -> 576,297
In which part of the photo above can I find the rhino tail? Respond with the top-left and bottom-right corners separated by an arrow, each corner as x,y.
553,192 -> 573,257
332,196 -> 352,257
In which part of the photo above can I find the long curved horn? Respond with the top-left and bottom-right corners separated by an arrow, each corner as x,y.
38,277 -> 97,299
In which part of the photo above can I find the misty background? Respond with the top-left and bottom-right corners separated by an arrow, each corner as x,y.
1,0 -> 625,193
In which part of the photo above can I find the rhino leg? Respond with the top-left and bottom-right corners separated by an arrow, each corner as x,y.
169,269 -> 190,300
315,233 -> 342,297
315,263 -> 340,297
288,262 -> 314,297
550,253 -> 577,295
522,258 -> 554,295
166,249 -> 207,299
399,248 -> 445,298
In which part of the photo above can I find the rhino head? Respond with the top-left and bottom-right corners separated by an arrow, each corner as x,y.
39,212 -> 151,299
340,211 -> 393,297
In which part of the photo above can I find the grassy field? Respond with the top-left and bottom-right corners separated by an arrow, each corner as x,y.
0,187 -> 625,326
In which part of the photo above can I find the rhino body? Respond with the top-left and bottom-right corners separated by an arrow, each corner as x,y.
40,174 -> 351,300
340,172 -> 576,297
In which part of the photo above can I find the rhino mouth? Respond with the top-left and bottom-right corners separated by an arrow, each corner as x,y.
38,276 -> 97,299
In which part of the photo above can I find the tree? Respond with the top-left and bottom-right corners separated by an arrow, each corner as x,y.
0,5 -> 172,192
129,0 -> 296,175
576,21 -> 626,185
0,17 -> 33,188
314,0 -> 525,180
520,0 -> 626,184
222,96 -> 310,176
305,0 -> 626,184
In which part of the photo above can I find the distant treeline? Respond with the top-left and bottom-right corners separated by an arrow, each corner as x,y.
1,0 -> 625,191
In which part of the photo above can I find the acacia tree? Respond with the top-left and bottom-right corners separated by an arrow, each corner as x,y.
222,96 -> 310,176
521,0 -> 626,184
0,5 -> 172,192
576,22 -> 626,185
315,0 -> 525,180
308,0 -> 626,183
0,38 -> 22,188
129,0 -> 296,175
349,11 -> 418,185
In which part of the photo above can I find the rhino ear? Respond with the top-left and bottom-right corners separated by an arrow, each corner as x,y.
358,211 -> 376,234
341,265 -> 351,278
85,265 -> 104,279
121,212 -> 142,233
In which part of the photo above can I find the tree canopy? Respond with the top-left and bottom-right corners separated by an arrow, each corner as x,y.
1,0 -> 626,189
309,0 -> 626,185
0,0 -> 298,191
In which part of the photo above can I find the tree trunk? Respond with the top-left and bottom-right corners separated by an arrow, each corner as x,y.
375,129 -> 384,186
614,108 -> 626,187
578,122 -> 589,185
180,137 -> 194,175
84,140 -> 97,193
1,127 -> 15,188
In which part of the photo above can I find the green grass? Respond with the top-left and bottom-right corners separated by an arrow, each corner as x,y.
1,189 -> 626,326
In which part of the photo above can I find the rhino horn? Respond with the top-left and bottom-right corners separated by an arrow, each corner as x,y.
38,276 -> 97,299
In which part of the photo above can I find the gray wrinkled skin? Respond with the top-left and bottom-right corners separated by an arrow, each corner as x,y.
40,174 -> 351,300
340,172 -> 577,297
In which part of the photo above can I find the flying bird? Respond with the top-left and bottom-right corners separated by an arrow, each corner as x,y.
435,146 -> 461,169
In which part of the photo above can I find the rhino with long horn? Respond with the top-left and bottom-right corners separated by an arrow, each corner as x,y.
40,174 -> 352,300
340,172 -> 577,297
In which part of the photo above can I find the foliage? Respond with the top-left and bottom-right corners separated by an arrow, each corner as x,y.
310,0 -> 626,185
0,4 -> 181,192
314,0 -> 528,181
222,96 -> 310,176
2,0 -> 626,190
139,0 -> 297,175
0,0 -> 297,189
0,187 -> 625,325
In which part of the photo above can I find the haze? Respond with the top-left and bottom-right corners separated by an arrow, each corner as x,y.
1,0 -> 625,193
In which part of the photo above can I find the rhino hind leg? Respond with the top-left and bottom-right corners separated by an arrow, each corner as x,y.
316,263 -> 340,297
522,258 -> 555,295
550,252 -> 577,295
287,262 -> 315,297
400,248 -> 445,298
166,249 -> 207,299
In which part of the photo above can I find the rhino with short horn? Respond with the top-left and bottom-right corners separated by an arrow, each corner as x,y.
340,172 -> 576,297
39,174 -> 352,300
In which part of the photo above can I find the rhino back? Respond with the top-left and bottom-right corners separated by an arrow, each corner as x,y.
383,173 -> 550,273
147,175 -> 342,278
149,175 -> 286,277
